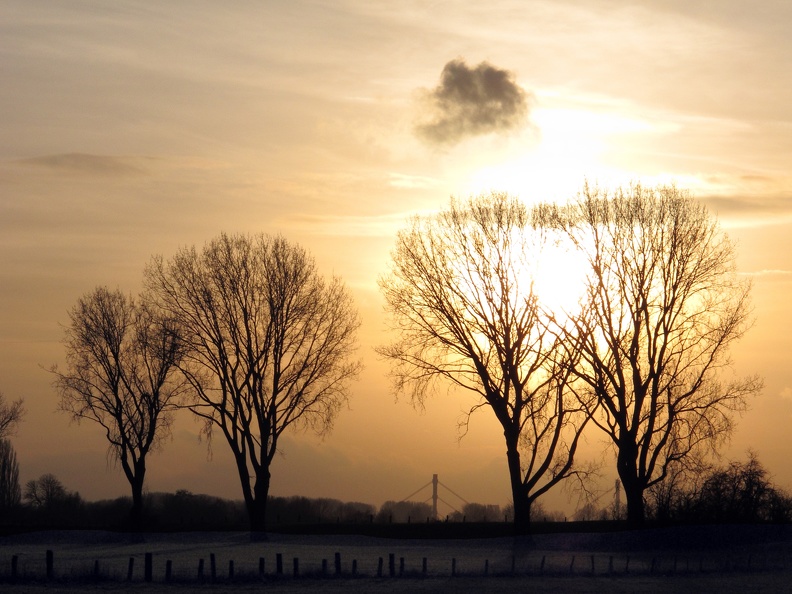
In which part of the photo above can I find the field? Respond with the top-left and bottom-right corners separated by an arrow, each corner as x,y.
1,525 -> 791,592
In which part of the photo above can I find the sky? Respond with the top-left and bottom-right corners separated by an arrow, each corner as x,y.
2,0 -> 792,516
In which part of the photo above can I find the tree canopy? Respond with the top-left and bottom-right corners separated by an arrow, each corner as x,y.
53,287 -> 185,523
145,232 -> 361,532
555,183 -> 761,524
379,193 -> 591,533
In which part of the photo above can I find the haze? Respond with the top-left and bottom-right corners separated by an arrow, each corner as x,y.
2,0 -> 791,515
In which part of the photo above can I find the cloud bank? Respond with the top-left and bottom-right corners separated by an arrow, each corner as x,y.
415,59 -> 531,146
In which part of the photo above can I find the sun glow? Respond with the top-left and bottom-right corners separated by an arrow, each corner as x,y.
465,105 -> 661,203
529,233 -> 589,319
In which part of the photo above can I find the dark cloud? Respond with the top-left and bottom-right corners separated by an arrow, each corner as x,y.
16,153 -> 144,175
415,59 -> 531,146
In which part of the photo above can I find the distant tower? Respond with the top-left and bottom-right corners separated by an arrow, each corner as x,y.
432,474 -> 438,520
613,479 -> 622,520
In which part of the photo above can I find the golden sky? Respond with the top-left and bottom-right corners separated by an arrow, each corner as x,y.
2,0 -> 791,514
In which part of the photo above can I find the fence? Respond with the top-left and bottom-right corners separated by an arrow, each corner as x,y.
2,548 -> 789,584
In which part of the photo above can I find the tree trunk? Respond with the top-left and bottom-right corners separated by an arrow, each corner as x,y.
248,467 -> 271,535
616,439 -> 646,525
120,453 -> 146,529
623,480 -> 645,524
506,439 -> 531,535
130,478 -> 144,523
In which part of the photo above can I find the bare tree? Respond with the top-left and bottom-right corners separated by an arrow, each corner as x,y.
24,473 -> 68,508
0,439 -> 21,515
379,193 -> 591,534
145,233 -> 361,533
0,391 -> 24,440
52,287 -> 185,524
691,452 -> 791,523
0,391 -> 23,520
23,473 -> 83,524
557,183 -> 762,524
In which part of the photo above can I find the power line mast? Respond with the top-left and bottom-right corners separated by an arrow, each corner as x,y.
432,473 -> 438,520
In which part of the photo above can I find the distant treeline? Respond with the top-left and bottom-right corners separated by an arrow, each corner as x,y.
2,453 -> 790,533
0,486 -> 505,532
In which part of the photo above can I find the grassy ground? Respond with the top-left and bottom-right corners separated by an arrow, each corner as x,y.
1,573 -> 791,594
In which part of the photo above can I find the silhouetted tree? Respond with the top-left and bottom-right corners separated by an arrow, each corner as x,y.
461,502 -> 501,522
52,287 -> 186,524
0,392 -> 24,522
23,473 -> 83,525
265,496 -> 375,524
695,452 -> 792,523
556,183 -> 762,525
145,233 -> 361,533
0,390 -> 24,440
528,500 -> 566,522
376,500 -> 433,523
646,461 -> 698,523
0,439 -> 21,517
24,473 -> 68,508
572,500 -> 607,522
646,453 -> 792,524
149,490 -> 248,529
379,193 -> 592,534
338,500 -> 376,523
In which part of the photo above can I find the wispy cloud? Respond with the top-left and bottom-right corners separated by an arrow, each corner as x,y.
16,153 -> 146,176
286,211 -> 436,238
388,172 -> 442,189
414,59 -> 531,147
702,193 -> 792,228
740,269 -> 792,277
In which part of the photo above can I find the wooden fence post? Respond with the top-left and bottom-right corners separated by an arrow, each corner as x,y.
11,555 -> 18,581
210,553 -> 216,582
422,557 -> 427,576
293,557 -> 299,577
259,557 -> 265,577
389,553 -> 395,577
400,557 -> 405,576
451,558 -> 456,577
165,560 -> 172,582
335,552 -> 341,575
276,553 -> 283,575
377,557 -> 383,577
228,559 -> 234,581
127,557 -> 134,581
198,558 -> 204,579
144,552 -> 152,582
